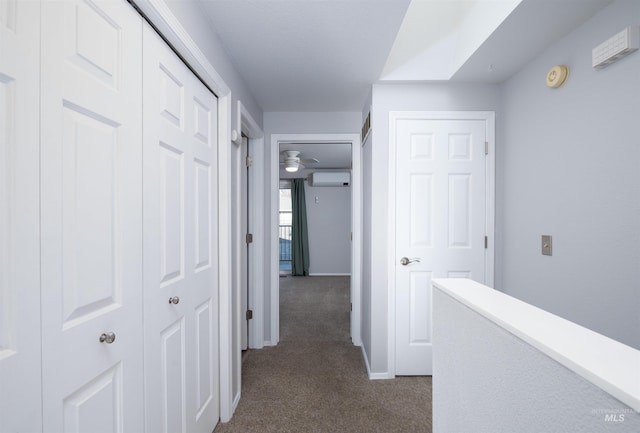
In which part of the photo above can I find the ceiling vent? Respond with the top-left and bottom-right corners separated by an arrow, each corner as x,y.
309,172 -> 350,187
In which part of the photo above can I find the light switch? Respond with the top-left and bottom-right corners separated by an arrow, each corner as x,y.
542,235 -> 552,256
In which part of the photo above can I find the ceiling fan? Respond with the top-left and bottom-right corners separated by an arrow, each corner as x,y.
279,150 -> 319,172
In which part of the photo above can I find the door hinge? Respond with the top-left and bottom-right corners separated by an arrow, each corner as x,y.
245,155 -> 253,168
246,310 -> 253,320
246,233 -> 253,244
350,302 -> 352,312
485,141 -> 489,155
484,236 -> 488,249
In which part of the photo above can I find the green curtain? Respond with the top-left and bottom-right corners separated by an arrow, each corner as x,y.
291,178 -> 310,276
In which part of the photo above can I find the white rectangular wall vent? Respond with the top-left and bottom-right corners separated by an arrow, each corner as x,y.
592,26 -> 639,69
308,172 -> 350,187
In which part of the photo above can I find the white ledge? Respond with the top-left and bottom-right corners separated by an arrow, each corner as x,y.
432,278 -> 640,413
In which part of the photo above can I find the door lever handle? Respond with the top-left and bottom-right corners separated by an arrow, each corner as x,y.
400,257 -> 421,266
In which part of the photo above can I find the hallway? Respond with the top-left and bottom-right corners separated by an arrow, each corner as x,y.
214,276 -> 432,432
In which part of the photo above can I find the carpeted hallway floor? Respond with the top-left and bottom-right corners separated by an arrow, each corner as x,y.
214,276 -> 432,433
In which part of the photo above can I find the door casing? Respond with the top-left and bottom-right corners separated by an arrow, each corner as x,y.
269,133 -> 362,347
230,101 -> 264,413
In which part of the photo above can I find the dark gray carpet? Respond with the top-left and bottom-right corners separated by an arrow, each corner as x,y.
214,276 -> 432,433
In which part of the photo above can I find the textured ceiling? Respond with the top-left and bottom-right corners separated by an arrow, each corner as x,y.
451,0 -> 615,83
278,142 -> 352,178
199,0 -> 411,112
199,0 -> 614,113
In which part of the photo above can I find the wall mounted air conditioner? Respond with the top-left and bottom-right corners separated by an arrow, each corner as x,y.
309,172 -> 350,187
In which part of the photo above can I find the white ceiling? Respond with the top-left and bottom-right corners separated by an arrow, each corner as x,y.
199,0 -> 411,112
198,0 -> 614,111
278,142 -> 352,179
198,0 -> 614,179
451,0 -> 615,83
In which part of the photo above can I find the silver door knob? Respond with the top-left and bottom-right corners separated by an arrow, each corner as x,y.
99,332 -> 116,344
400,257 -> 421,266
169,296 -> 180,305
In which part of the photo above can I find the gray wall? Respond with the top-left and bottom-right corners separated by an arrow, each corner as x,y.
498,0 -> 640,349
433,287 -> 640,433
304,183 -> 351,275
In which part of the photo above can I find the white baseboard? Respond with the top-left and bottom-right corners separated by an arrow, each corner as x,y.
263,340 -> 276,347
308,273 -> 351,276
231,392 -> 241,414
360,345 -> 392,380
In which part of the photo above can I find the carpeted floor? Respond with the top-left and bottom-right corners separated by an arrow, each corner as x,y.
214,276 -> 432,433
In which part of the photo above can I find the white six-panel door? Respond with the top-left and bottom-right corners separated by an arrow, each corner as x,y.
143,23 -> 219,433
40,0 -> 145,431
393,114 -> 492,375
0,1 -> 42,431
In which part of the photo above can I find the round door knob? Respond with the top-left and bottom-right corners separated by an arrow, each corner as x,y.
169,296 -> 180,305
99,332 -> 116,344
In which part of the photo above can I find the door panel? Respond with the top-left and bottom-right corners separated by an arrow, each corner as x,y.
143,22 -> 219,433
40,1 -> 143,431
60,105 -> 121,325
195,299 -> 214,413
0,1 -> 42,431
409,271 -> 432,344
63,364 -> 123,433
159,142 -> 185,285
395,116 -> 489,375
161,319 -> 186,433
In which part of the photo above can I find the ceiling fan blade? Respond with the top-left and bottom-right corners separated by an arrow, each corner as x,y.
299,158 -> 319,164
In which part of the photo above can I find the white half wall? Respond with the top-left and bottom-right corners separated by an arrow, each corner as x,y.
432,279 -> 640,432
498,0 -> 640,349
304,183 -> 351,275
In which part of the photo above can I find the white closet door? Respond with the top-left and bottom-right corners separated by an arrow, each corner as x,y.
143,23 -> 219,433
40,1 -> 144,431
0,2 -> 42,432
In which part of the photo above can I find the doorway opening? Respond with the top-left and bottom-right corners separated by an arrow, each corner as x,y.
270,133 -> 362,347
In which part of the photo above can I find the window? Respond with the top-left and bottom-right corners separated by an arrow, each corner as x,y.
279,182 -> 292,274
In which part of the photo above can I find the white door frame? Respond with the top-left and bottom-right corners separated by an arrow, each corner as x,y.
386,111 -> 495,377
231,100 -> 265,350
132,0 -> 236,422
269,133 -> 362,346
229,101 -> 264,412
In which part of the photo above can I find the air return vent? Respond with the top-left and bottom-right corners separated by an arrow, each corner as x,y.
361,111 -> 371,143
592,26 -> 639,69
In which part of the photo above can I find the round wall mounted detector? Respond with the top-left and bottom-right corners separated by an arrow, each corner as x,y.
546,65 -> 569,88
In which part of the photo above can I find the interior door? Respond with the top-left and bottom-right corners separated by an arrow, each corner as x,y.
394,115 -> 490,375
143,23 -> 219,433
40,0 -> 144,431
0,2 -> 42,431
